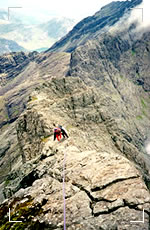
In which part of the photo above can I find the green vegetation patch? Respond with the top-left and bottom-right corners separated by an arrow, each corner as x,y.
0,220 -> 43,230
31,96 -> 38,101
136,73 -> 140,78
131,49 -> 136,56
66,124 -> 73,130
4,178 -> 10,186
142,109 -> 147,117
29,96 -> 38,103
136,115 -> 143,120
141,98 -> 147,108
41,136 -> 50,143
0,221 -> 12,230
0,196 -> 45,230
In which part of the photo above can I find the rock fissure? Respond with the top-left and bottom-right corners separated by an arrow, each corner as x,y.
91,199 -> 150,217
92,203 -> 124,217
91,175 -> 140,192
123,199 -> 150,215
72,182 -> 116,203
91,202 -> 133,217
72,183 -> 150,218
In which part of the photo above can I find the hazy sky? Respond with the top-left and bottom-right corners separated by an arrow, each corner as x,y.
0,0 -> 126,21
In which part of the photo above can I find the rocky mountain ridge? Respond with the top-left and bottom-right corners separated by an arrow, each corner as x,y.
47,0 -> 142,52
0,0 -> 150,229
0,51 -> 70,128
0,77 -> 150,229
0,51 -> 71,191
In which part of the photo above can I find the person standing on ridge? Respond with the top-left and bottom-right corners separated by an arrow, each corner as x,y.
53,124 -> 69,141
53,124 -> 62,141
58,124 -> 69,139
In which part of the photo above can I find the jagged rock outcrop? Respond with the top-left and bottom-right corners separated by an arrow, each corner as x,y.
0,52 -> 70,192
0,77 -> 150,229
0,51 -> 37,87
17,110 -> 50,162
68,30 -> 150,152
69,30 -> 150,91
0,51 -> 70,128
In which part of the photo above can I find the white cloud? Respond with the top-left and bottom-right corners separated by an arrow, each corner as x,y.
127,0 -> 150,29
109,0 -> 150,40
1,0 -> 149,29
145,142 -> 150,155
0,0 -> 128,21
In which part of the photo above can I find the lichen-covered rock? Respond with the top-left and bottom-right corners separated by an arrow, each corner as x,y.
0,146 -> 150,229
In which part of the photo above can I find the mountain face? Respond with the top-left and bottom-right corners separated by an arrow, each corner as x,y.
39,18 -> 76,40
68,28 -> 150,171
69,29 -> 150,91
0,1 -> 150,229
0,51 -> 70,128
47,0 -> 142,52
0,10 -> 75,52
0,38 -> 26,54
0,76 -> 150,229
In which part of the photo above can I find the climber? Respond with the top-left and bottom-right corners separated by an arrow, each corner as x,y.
53,125 -> 62,141
58,124 -> 69,139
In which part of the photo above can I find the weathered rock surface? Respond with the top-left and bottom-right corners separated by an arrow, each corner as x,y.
69,30 -> 150,91
0,52 -> 70,192
0,77 -> 149,229
0,51 -> 70,128
1,148 -> 149,229
68,30 -> 150,164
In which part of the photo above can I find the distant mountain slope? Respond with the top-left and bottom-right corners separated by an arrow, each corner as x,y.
47,0 -> 142,52
0,10 -> 75,52
0,38 -> 26,54
0,9 -> 8,20
38,18 -> 75,39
